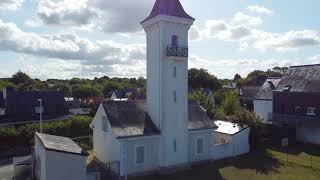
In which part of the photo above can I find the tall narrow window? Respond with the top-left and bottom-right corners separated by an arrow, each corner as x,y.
173,90 -> 177,103
196,137 -> 204,155
173,66 -> 176,78
135,145 -> 145,165
173,139 -> 177,152
172,35 -> 178,46
102,115 -> 108,132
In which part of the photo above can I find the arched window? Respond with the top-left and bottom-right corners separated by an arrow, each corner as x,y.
172,35 -> 178,46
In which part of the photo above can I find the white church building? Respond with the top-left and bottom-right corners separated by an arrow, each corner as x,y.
90,0 -> 218,177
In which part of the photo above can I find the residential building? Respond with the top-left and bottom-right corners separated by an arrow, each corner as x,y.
65,98 -> 90,115
34,133 -> 88,180
90,0 -> 218,177
110,89 -> 138,100
272,64 -> 320,145
239,86 -> 260,111
213,120 -> 250,160
254,77 -> 282,123
0,88 -> 69,123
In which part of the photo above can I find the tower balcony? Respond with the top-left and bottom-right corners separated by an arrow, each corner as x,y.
167,45 -> 188,59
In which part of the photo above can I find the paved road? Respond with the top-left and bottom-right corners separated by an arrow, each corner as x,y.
0,161 -> 13,180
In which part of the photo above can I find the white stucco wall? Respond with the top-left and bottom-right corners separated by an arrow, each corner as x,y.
254,99 -> 272,123
34,135 -> 87,180
120,136 -> 160,176
45,151 -> 87,180
188,129 -> 214,163
296,126 -> 320,145
213,127 -> 250,160
92,105 -> 121,164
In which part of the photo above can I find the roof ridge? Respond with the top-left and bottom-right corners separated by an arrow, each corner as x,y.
267,77 -> 282,79
290,64 -> 320,68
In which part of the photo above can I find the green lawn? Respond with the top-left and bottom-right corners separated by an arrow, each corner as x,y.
130,145 -> 320,180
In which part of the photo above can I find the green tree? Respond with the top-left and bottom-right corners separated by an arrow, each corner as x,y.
11,70 -> 32,85
220,91 -> 241,116
188,68 -> 221,91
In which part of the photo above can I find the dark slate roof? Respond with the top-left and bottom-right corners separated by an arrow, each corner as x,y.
36,132 -> 88,156
66,100 -> 81,109
102,101 -> 160,138
275,64 -> 320,92
102,100 -> 217,138
141,0 -> 194,23
5,89 -> 69,122
188,101 -> 218,130
111,89 -> 138,99
255,77 -> 282,100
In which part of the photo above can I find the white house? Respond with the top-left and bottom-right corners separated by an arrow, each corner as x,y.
34,132 -> 88,180
254,77 -> 281,123
213,121 -> 250,160
90,0 -> 218,177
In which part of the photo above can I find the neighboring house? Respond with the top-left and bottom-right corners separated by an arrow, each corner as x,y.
34,133 -> 88,180
272,64 -> 320,145
254,77 -> 282,123
0,90 -> 5,117
213,120 -> 250,160
65,99 -> 90,115
90,0 -> 218,177
1,88 -> 69,123
110,89 -> 138,101
222,82 -> 237,90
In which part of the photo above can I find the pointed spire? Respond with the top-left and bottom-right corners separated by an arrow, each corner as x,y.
142,0 -> 194,23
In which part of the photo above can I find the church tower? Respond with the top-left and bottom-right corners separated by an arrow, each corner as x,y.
141,0 -> 194,167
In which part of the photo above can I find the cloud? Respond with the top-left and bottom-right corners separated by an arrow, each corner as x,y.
252,30 -> 320,51
189,55 -> 295,79
29,0 -> 154,34
310,54 -> 320,63
0,0 -> 24,11
192,11 -> 320,51
0,19 -> 147,78
231,12 -> 263,27
247,5 -> 273,15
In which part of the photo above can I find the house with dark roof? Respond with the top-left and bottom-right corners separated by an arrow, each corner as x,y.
271,64 -> 320,145
239,86 -> 260,111
254,77 -> 282,123
1,88 -> 69,123
110,88 -> 138,100
34,132 -> 88,180
90,0 -> 219,177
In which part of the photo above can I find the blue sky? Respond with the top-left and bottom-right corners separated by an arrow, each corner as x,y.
0,0 -> 319,80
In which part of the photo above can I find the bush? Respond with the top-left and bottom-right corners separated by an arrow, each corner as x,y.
0,115 -> 93,147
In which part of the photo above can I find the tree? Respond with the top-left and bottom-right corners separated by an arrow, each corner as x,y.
102,81 -> 121,97
233,74 -> 242,81
220,91 -> 241,116
11,70 -> 32,85
188,68 -> 221,91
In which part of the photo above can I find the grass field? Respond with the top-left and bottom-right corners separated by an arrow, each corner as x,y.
130,144 -> 320,180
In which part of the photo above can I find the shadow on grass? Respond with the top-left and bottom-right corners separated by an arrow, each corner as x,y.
214,147 -> 283,175
267,143 -> 320,157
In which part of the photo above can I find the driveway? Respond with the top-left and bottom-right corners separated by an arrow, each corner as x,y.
0,159 -> 13,180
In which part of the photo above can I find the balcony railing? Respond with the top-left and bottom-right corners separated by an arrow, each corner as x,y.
271,113 -> 320,126
167,46 -> 188,58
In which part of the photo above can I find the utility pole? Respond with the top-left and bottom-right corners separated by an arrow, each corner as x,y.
38,99 -> 43,133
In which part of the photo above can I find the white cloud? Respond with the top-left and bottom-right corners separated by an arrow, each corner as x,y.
231,12 -> 263,27
29,0 -> 154,34
310,54 -> 320,63
0,19 -> 147,79
189,55 -> 295,79
0,0 -> 24,11
247,5 -> 273,15
252,30 -> 320,51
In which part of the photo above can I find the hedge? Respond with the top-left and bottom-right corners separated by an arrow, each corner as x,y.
0,115 -> 93,147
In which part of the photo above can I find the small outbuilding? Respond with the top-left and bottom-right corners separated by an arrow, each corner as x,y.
213,121 -> 250,160
34,132 -> 88,180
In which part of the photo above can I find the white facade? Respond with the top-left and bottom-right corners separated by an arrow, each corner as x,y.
34,135 -> 87,180
254,99 -> 273,123
213,121 -> 250,160
142,14 -> 194,168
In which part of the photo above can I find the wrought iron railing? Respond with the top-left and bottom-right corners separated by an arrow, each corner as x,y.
167,45 -> 188,57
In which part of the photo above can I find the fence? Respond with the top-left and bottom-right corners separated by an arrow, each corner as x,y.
213,143 -> 234,160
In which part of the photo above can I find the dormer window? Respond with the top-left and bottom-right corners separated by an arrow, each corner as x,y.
172,35 -> 178,46
307,107 -> 316,116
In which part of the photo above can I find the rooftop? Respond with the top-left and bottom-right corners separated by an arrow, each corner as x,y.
214,120 -> 249,135
141,0 -> 194,23
36,132 -> 88,156
255,77 -> 282,100
275,64 -> 320,92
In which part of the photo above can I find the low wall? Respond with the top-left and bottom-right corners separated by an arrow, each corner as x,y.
213,143 -> 233,160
